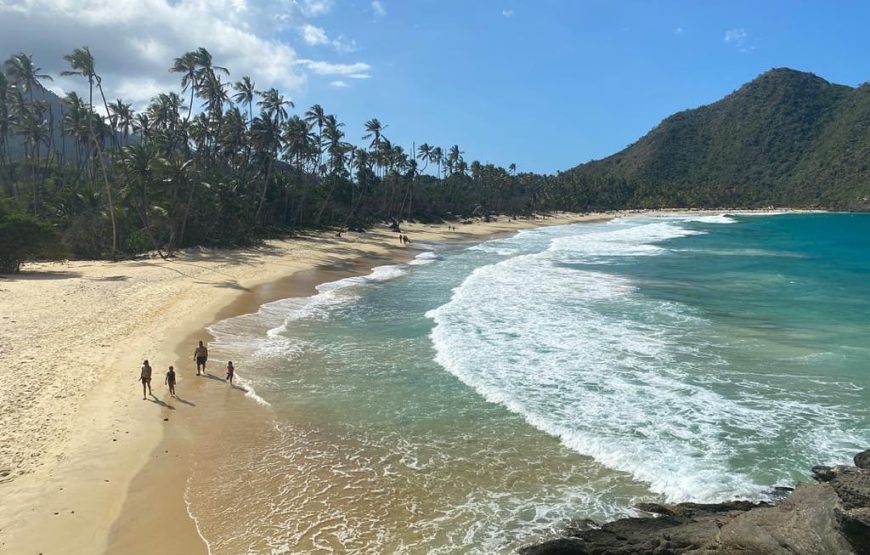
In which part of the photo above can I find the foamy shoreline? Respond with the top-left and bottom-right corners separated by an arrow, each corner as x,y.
0,209 -> 815,554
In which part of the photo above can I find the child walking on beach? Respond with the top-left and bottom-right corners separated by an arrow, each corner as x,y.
165,365 -> 177,397
225,361 -> 235,385
140,360 -> 153,399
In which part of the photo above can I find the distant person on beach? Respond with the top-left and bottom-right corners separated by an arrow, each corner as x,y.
194,340 -> 208,375
165,365 -> 177,397
226,361 -> 235,385
140,360 -> 153,399
404,235 -> 411,244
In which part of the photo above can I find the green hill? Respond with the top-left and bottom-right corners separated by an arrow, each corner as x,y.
563,68 -> 870,210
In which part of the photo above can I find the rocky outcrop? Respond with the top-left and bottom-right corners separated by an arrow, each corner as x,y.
520,450 -> 870,555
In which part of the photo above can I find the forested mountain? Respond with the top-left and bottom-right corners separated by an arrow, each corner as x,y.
562,68 -> 870,210
1,50 -> 868,270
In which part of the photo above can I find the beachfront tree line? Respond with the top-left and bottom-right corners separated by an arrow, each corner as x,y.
1,47 -> 574,269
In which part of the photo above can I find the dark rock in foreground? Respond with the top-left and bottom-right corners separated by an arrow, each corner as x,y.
520,450 -> 870,555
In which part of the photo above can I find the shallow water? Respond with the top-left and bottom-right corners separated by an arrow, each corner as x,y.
189,213 -> 870,554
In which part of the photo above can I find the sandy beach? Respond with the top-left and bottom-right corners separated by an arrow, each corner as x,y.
0,212 -> 606,554
0,209 -> 823,554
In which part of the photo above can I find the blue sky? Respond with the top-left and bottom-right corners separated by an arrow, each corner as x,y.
1,0 -> 868,174
299,1 -> 870,173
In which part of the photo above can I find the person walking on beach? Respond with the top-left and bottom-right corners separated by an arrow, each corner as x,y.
140,360 -> 153,399
165,365 -> 177,397
194,340 -> 209,375
225,361 -> 235,385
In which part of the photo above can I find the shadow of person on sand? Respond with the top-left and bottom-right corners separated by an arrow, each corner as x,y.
174,396 -> 195,406
147,395 -> 175,410
201,373 -> 226,383
231,384 -> 248,393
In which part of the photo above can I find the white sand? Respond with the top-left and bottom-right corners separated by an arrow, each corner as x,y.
0,213 -> 596,554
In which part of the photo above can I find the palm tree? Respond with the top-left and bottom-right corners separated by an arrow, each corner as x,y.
431,146 -> 443,178
0,72 -> 11,177
250,113 -> 282,224
508,163 -> 517,175
133,112 -> 151,142
13,101 -> 51,209
448,145 -> 462,167
120,143 -> 163,254
170,50 -> 198,119
108,99 -> 134,143
61,47 -> 97,111
256,87 -> 293,126
304,104 -> 327,177
282,115 -> 315,226
62,47 -> 118,254
3,53 -> 53,103
171,48 -> 228,121
363,118 -> 387,176
416,142 -> 432,172
232,76 -> 256,124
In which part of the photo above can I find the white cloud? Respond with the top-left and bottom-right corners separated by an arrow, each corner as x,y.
502,9 -> 514,17
301,23 -> 329,45
297,59 -> 372,78
724,28 -> 746,44
371,0 -> 386,17
330,80 -> 349,88
724,27 -> 755,53
298,0 -> 333,17
0,0 -> 371,108
299,25 -> 357,53
332,34 -> 358,54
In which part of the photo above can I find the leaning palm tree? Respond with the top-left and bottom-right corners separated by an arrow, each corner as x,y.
3,53 -> 53,102
416,142 -> 432,172
61,47 -> 118,255
61,47 -> 97,111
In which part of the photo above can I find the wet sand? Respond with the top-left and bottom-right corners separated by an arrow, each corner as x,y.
0,213 -> 593,554
1,210 -> 812,554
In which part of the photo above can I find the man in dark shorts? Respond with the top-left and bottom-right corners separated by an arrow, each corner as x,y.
194,340 -> 208,375
140,360 -> 153,399
165,365 -> 177,397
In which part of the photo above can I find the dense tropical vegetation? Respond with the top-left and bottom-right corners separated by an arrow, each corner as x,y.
564,68 -> 870,210
0,47 -> 536,266
0,50 -> 868,269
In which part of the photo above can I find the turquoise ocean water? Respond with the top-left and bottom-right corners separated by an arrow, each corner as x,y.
190,213 -> 870,554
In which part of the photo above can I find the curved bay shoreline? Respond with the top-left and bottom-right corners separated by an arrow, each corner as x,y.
0,212 -> 595,554
0,209 -> 832,554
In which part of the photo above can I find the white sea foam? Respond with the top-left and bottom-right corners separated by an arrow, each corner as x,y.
547,220 -> 704,262
426,217 -> 859,502
409,251 -> 440,265
683,214 -> 738,224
